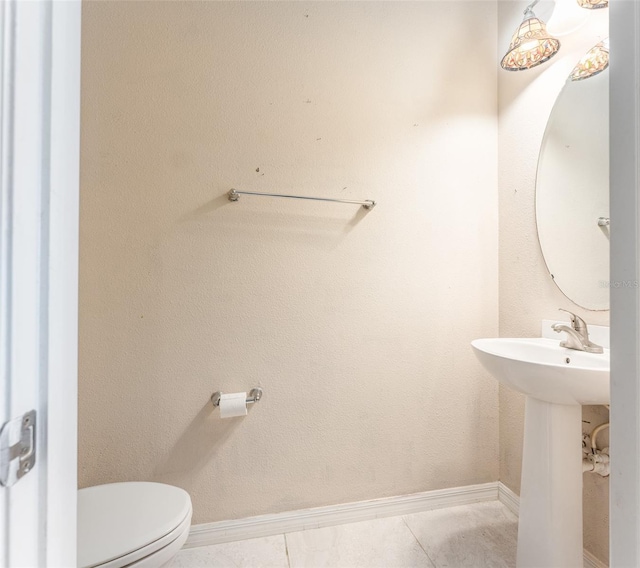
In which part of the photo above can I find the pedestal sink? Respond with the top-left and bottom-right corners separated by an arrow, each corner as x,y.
471,337 -> 610,568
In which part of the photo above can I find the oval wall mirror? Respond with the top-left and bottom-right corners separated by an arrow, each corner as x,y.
535,67 -> 609,311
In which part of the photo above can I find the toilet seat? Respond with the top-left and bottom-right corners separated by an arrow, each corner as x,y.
78,482 -> 192,568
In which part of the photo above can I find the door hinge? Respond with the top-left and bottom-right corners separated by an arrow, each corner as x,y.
0,410 -> 36,487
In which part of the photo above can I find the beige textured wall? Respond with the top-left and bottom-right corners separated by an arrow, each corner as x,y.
498,1 -> 609,562
79,1 -> 499,524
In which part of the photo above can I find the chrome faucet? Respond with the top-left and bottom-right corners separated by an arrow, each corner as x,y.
552,309 -> 604,354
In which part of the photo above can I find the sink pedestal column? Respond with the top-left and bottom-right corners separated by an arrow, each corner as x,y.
516,397 -> 583,568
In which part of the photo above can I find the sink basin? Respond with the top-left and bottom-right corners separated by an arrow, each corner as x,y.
471,337 -> 609,405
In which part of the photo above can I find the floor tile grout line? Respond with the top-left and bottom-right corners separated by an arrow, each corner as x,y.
283,532 -> 291,568
401,515 -> 439,568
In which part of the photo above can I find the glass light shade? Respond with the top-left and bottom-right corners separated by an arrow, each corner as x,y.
570,38 -> 609,81
501,14 -> 560,71
547,0 -> 590,36
577,0 -> 608,9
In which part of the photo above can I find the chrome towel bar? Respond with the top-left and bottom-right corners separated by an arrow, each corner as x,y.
227,189 -> 376,210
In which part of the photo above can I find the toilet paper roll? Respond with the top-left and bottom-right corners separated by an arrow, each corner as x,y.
219,392 -> 248,418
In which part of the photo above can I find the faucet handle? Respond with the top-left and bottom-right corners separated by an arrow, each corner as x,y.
558,308 -> 588,335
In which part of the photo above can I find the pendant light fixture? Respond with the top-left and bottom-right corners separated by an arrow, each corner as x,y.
570,38 -> 609,81
501,0 -> 560,71
577,0 -> 608,10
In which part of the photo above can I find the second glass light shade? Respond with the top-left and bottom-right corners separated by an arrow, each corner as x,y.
577,0 -> 609,9
570,38 -> 609,81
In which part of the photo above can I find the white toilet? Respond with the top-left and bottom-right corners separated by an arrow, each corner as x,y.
78,482 -> 192,568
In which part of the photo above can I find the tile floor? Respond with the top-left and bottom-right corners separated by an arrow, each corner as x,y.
168,501 -> 518,568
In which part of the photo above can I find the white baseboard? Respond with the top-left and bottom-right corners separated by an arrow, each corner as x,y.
185,481 -> 608,568
497,482 -> 608,568
497,481 -> 519,517
583,549 -> 609,568
185,481 -> 499,548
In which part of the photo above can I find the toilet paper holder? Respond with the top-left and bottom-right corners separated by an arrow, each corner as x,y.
211,388 -> 263,409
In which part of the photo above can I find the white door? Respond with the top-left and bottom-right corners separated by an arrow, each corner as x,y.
610,0 -> 640,565
0,1 -> 81,566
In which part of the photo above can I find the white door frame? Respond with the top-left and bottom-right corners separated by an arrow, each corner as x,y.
610,0 -> 640,566
0,1 -> 81,566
